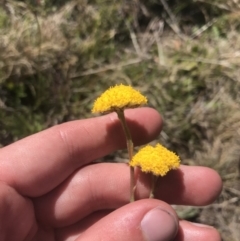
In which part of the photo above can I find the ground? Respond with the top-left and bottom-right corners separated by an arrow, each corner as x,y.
0,1 -> 240,240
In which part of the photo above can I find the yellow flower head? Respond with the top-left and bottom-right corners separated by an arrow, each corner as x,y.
92,84 -> 147,113
129,144 -> 180,176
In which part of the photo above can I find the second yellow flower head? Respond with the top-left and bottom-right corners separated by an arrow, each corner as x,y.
129,144 -> 180,176
92,84 -> 147,113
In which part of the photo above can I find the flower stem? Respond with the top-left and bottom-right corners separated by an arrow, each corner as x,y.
116,108 -> 135,202
149,175 -> 157,199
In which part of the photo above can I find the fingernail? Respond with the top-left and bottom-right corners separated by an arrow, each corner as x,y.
141,207 -> 178,241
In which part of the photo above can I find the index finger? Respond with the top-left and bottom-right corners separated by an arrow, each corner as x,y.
0,107 -> 162,197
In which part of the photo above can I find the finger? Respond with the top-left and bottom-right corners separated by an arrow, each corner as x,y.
0,107 -> 162,197
143,165 -> 223,205
0,182 -> 37,241
55,211 -> 109,241
55,207 -> 221,241
55,213 -> 221,241
175,220 -> 221,241
34,163 -> 221,227
75,199 -> 178,241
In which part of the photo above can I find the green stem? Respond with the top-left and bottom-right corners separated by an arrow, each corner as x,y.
116,108 -> 135,202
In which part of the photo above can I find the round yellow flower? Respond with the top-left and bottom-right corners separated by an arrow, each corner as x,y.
92,84 -> 147,113
129,144 -> 180,176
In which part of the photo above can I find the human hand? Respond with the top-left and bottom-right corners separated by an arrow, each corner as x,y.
0,108 -> 222,241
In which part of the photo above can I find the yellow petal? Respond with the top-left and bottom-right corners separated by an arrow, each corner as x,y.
129,144 -> 180,176
92,84 -> 147,113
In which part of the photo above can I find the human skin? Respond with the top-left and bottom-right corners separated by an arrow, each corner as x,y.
0,108 -> 222,241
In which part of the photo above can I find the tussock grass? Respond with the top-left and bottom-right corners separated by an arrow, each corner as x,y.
0,0 -> 240,240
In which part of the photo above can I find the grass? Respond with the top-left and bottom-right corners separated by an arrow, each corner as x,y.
1,0 -> 240,240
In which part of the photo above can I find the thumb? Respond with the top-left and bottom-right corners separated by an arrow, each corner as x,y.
77,199 -> 178,241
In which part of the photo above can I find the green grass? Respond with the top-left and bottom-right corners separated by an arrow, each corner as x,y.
1,0 -> 240,240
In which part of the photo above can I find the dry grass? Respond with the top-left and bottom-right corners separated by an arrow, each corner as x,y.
1,0 -> 240,240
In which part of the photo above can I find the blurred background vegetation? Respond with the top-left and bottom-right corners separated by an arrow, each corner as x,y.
0,0 -> 240,240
